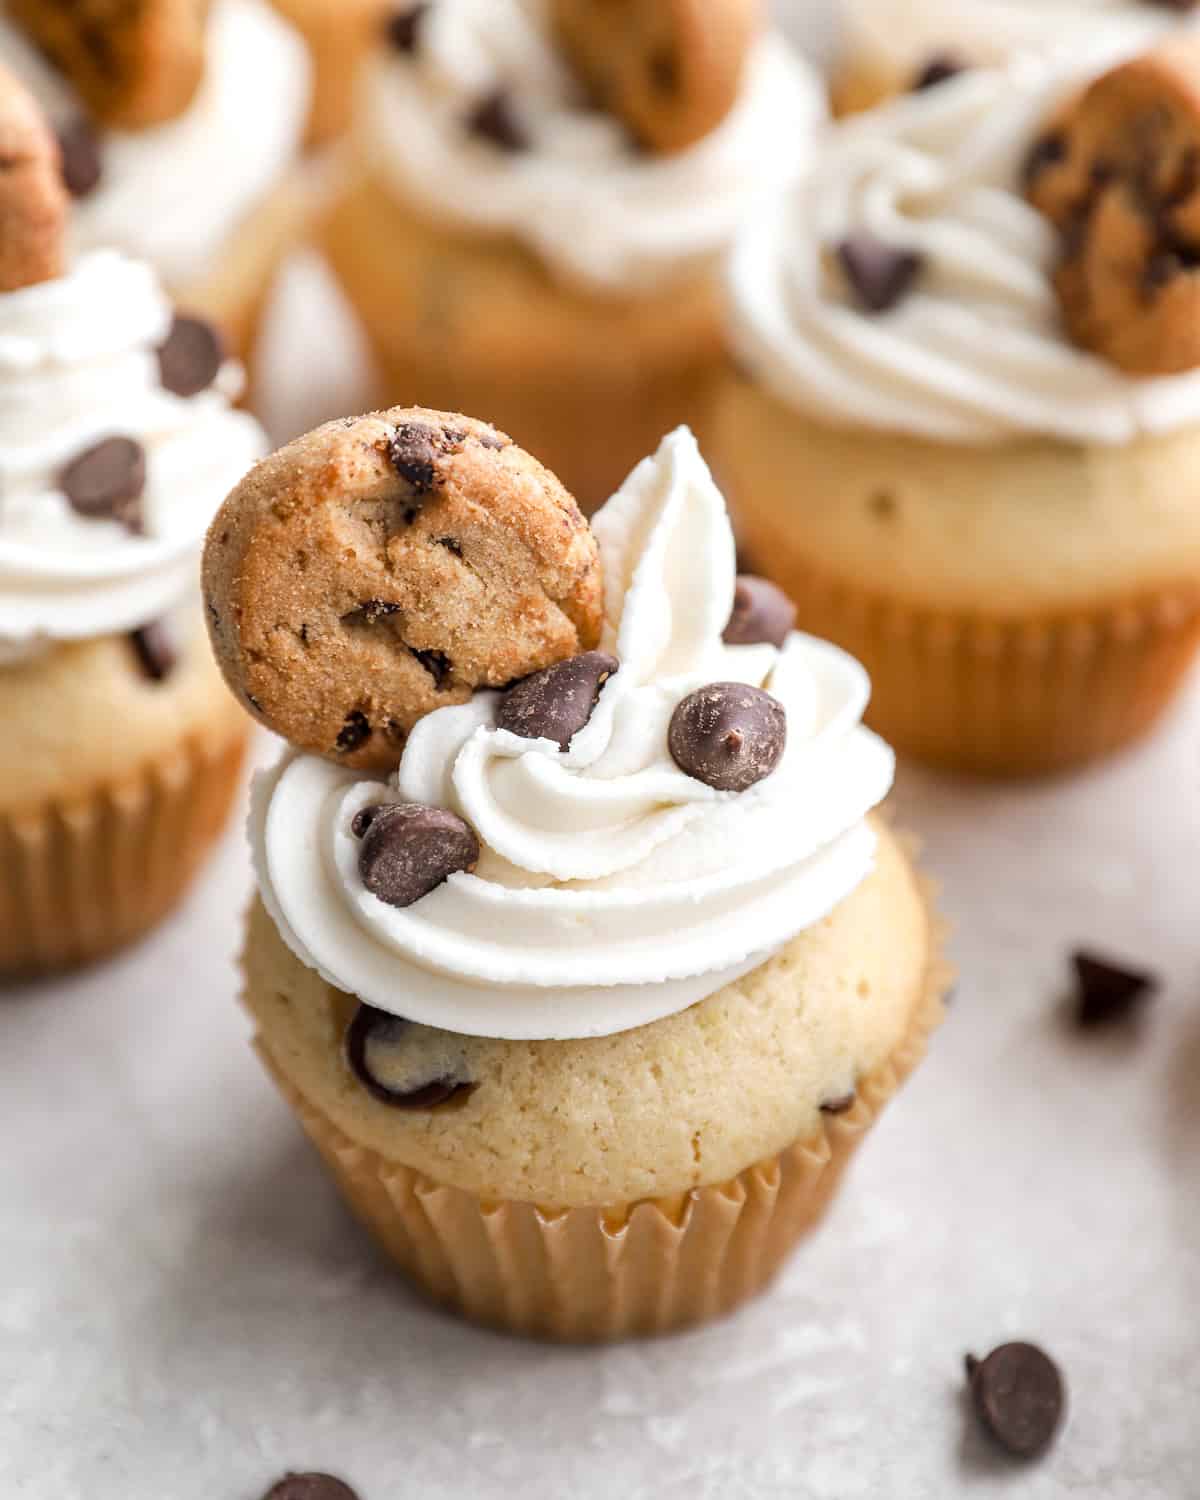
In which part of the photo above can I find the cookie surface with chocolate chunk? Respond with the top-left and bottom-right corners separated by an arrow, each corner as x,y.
8,0 -> 212,129
549,0 -> 761,155
0,65 -> 68,291
1025,35 -> 1200,375
203,407 -> 604,770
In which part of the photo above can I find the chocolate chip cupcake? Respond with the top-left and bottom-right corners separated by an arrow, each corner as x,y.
0,70 -> 267,972
715,38 -> 1200,776
208,408 -> 949,1341
833,0 -> 1197,115
0,0 -> 311,360
315,0 -> 824,513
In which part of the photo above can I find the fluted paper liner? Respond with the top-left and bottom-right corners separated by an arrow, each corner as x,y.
0,728 -> 246,976
733,550 -> 1200,777
252,872 -> 950,1343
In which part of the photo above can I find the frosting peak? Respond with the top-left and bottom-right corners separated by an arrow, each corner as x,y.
253,430 -> 895,1041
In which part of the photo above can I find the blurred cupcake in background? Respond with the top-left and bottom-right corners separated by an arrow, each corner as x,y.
0,0 -> 310,360
834,0 -> 1196,114
317,0 -> 825,513
0,67 -> 267,975
715,38 -> 1200,776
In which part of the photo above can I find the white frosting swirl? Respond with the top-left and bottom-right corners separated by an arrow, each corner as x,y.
252,429 -> 894,1041
0,0 -> 309,289
358,0 -> 825,293
729,47 -> 1200,445
0,250 -> 266,646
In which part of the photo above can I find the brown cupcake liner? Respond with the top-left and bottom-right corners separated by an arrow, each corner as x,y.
0,727 -> 247,977
252,869 -> 950,1343
736,552 -> 1200,777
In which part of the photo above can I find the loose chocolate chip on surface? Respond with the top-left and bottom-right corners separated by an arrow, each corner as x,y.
388,422 -> 439,493
128,620 -> 176,681
1071,950 -> 1159,1028
723,576 -> 796,648
668,682 -> 786,792
384,2 -> 428,51
60,436 -> 146,528
498,650 -> 619,750
966,1342 -> 1066,1459
357,802 -> 480,908
820,1092 -> 856,1115
467,89 -> 529,152
261,1474 -> 361,1500
56,115 -> 102,197
911,53 -> 966,91
336,711 -> 372,753
345,1004 -> 473,1109
158,314 -> 224,397
837,234 -> 924,314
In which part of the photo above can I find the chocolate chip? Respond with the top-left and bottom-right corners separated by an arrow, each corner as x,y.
497,651 -> 619,751
836,235 -> 924,314
384,2 -> 428,52
409,646 -> 452,687
467,89 -> 528,152
344,598 -> 401,626
345,1004 -> 473,1110
261,1475 -> 360,1500
668,683 -> 786,792
128,620 -> 176,681
56,115 -> 102,197
723,576 -> 796,648
351,805 -> 383,838
357,802 -> 479,908
335,710 -> 372,753
1071,950 -> 1159,1028
911,53 -> 966,91
436,535 -> 463,556
60,436 -> 145,529
820,1092 -> 856,1115
966,1343 -> 1066,1460
157,314 -> 224,397
388,423 -> 438,493
1022,131 -> 1068,192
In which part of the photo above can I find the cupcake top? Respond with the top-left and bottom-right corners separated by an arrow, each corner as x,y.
356,0 -> 825,293
0,0 -> 309,289
247,427 -> 894,1041
0,248 -> 265,655
728,43 -> 1200,445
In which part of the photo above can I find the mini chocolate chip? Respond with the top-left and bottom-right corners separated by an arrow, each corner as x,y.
723,576 -> 796,648
247,692 -> 264,713
157,314 -> 224,397
345,1004 -> 473,1109
820,1092 -> 856,1115
1022,131 -> 1068,191
911,53 -> 966,91
836,234 -> 924,313
966,1343 -> 1066,1459
467,89 -> 529,152
357,802 -> 479,908
56,115 -> 102,197
384,2 -> 428,52
497,651 -> 619,751
668,683 -> 786,793
335,711 -> 372,753
388,423 -> 438,493
128,620 -> 176,681
351,804 -> 383,838
261,1474 -> 361,1500
409,647 -> 452,687
344,598 -> 401,626
436,535 -> 463,556
1071,950 -> 1159,1028
60,436 -> 145,528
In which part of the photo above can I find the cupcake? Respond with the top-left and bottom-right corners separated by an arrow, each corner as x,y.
0,0 -> 311,358
316,0 -> 824,513
833,0 -> 1195,114
269,0 -> 389,145
716,38 -> 1200,777
0,71 -> 267,974
204,407 -> 948,1341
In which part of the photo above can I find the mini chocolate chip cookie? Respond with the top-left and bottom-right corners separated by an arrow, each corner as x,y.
8,0 -> 212,130
548,0 -> 762,155
203,407 -> 604,770
0,65 -> 67,292
1025,36 -> 1200,375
